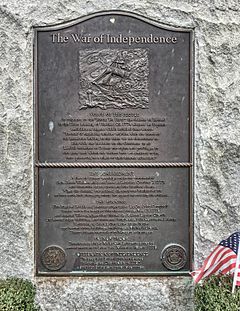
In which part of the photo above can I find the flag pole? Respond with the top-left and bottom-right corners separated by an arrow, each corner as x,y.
232,240 -> 240,294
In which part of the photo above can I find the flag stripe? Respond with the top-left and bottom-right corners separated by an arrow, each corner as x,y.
202,246 -> 224,271
203,252 -> 236,278
203,256 -> 236,279
194,248 -> 232,283
191,232 -> 240,285
194,251 -> 234,282
220,260 -> 236,274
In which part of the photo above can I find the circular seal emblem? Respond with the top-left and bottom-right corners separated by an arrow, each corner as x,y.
161,244 -> 187,271
41,246 -> 66,271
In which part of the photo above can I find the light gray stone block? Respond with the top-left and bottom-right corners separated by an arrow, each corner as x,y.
0,0 -> 239,310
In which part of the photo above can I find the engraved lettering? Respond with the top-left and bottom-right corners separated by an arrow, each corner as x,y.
71,33 -> 92,43
58,114 -> 165,162
51,33 -> 69,43
39,167 -> 188,272
52,33 -> 178,45
105,34 -> 178,46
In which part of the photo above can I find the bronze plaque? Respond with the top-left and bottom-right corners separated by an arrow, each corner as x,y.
34,11 -> 193,275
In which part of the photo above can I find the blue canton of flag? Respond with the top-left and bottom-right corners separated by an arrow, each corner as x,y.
219,232 -> 240,254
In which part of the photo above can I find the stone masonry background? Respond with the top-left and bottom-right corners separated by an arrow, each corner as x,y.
0,0 -> 239,310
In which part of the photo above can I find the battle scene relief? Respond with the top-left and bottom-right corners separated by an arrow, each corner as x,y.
79,48 -> 149,110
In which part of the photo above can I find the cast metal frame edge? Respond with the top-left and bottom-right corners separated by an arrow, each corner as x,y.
33,10 -> 194,277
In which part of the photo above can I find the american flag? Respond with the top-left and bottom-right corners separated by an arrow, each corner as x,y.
191,232 -> 240,285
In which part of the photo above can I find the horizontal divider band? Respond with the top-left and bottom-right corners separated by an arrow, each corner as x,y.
35,162 -> 193,168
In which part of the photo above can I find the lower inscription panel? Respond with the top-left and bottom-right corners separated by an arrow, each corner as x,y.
37,167 -> 191,275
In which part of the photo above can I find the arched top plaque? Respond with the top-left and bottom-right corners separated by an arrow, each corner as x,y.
35,11 -> 193,276
34,10 -> 193,164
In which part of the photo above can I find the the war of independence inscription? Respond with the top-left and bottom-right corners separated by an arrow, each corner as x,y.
34,11 -> 193,275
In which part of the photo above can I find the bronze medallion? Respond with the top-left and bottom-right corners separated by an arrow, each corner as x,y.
161,244 -> 187,271
41,246 -> 66,271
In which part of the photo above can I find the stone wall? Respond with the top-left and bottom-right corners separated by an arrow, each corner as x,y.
0,0 -> 239,310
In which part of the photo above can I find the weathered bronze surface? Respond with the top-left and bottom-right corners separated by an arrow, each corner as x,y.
38,167 -> 190,273
34,11 -> 193,276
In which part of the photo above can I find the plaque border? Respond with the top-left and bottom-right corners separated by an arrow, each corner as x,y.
33,10 -> 194,277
